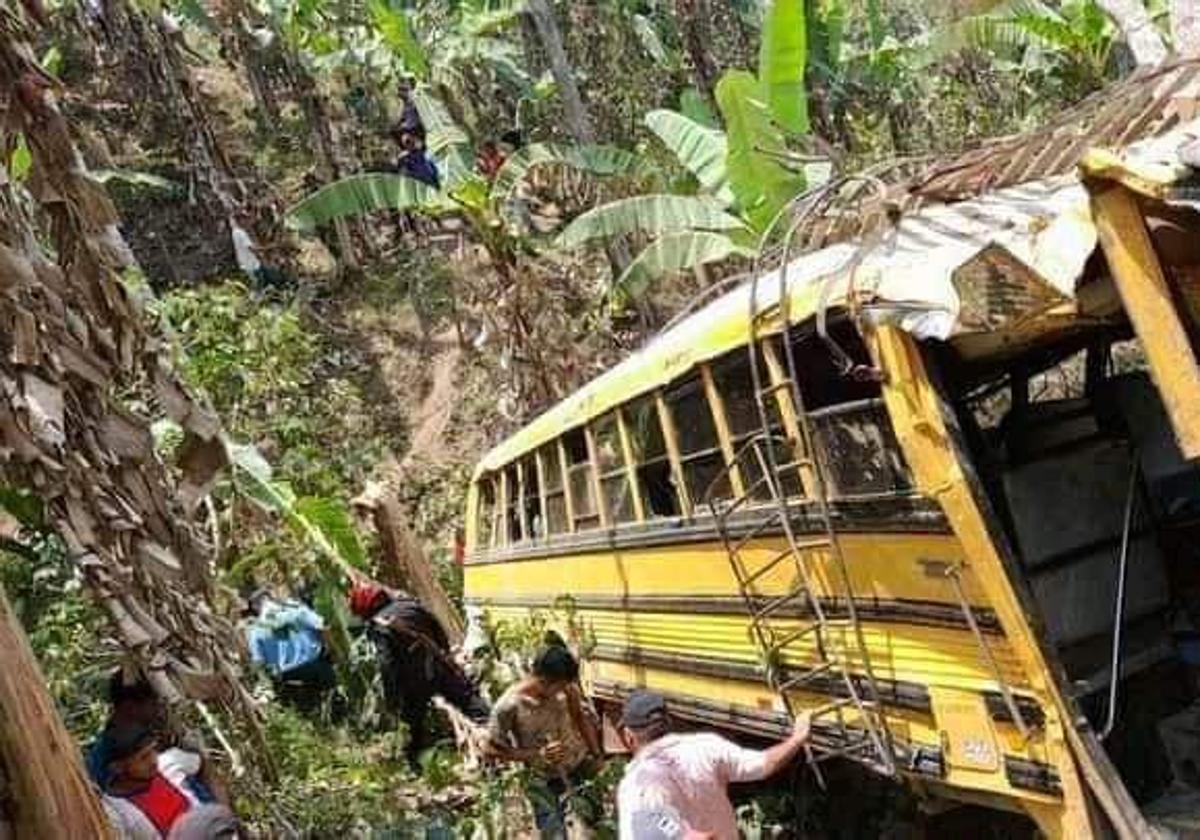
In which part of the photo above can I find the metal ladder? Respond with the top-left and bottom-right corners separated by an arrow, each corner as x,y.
701,271 -> 897,780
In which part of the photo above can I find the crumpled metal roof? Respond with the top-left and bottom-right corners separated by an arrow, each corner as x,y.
475,89 -> 1200,475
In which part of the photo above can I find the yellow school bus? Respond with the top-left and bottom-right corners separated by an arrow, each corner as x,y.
464,69 -> 1200,837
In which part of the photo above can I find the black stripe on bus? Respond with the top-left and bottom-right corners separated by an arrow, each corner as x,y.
588,644 -> 1045,727
467,495 -> 949,565
590,680 -> 1060,796
466,593 -> 1004,635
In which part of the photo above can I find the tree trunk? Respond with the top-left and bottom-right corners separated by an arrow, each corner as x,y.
282,49 -> 361,273
525,0 -> 596,143
1097,0 -> 1169,66
0,0 -> 258,732
673,0 -> 720,111
0,586 -> 113,838
1172,0 -> 1200,58
354,483 -> 465,646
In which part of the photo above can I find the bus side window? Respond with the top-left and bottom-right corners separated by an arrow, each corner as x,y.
475,476 -> 496,551
540,443 -> 570,535
564,428 -> 600,531
503,463 -> 523,544
664,374 -> 731,504
626,396 -> 680,517
521,455 -> 543,539
788,321 -> 913,497
593,411 -> 637,524
710,345 -> 803,501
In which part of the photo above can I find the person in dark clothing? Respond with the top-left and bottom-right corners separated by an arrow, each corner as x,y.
389,76 -> 441,189
348,581 -> 489,766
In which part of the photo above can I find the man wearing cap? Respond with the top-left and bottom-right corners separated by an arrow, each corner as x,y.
616,691 -> 812,840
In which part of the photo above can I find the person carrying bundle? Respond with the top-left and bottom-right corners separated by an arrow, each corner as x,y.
347,581 -> 490,766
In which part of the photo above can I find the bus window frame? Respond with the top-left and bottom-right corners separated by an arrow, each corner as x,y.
590,409 -> 642,526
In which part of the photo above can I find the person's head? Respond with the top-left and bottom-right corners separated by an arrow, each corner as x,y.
167,804 -> 243,840
619,690 -> 671,753
527,643 -> 579,697
106,722 -> 159,785
246,587 -> 273,617
108,670 -> 161,727
397,75 -> 415,100
348,580 -> 390,620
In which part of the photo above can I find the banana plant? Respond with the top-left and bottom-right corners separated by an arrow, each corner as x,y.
555,0 -> 820,300
285,87 -> 649,277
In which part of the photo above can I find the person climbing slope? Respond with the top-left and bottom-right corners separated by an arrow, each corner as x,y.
348,580 -> 490,766
243,588 -> 338,713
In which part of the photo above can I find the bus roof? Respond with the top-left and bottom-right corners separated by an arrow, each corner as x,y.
475,118 -> 1200,477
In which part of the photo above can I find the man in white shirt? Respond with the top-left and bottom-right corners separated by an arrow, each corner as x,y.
616,691 -> 812,840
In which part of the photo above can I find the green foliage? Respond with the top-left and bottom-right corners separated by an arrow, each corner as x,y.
369,0 -> 429,79
759,0 -> 809,135
7,135 -> 31,182
226,442 -> 367,574
490,143 -> 650,207
956,0 -> 1116,89
632,14 -> 670,66
615,231 -> 754,300
557,194 -> 745,249
245,707 -> 419,835
714,70 -> 807,233
678,88 -> 719,128
0,533 -> 109,739
644,109 -> 732,205
286,173 -> 447,232
412,86 -> 474,186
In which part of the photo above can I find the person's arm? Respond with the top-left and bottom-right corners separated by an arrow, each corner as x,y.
753,712 -> 812,780
714,712 -> 811,784
564,683 -> 602,757
483,701 -> 538,763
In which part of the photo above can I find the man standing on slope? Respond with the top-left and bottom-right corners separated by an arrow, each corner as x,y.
616,691 -> 812,840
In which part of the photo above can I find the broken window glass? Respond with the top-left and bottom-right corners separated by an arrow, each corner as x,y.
626,395 -> 681,518
521,455 -> 543,540
563,427 -> 599,531
540,443 -> 570,536
593,411 -> 638,524
787,319 -> 913,497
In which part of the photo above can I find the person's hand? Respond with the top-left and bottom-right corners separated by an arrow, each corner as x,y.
792,711 -> 812,744
539,740 -> 567,765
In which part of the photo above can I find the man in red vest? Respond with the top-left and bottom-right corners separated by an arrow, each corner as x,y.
101,723 -> 216,839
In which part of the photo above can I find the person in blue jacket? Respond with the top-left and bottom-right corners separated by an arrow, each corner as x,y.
243,588 -> 337,712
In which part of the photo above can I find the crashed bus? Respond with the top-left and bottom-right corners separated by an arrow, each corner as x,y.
463,63 -> 1200,837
